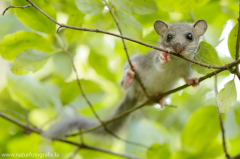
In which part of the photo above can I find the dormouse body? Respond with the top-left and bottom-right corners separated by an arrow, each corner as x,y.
44,20 -> 208,139
122,20 -> 207,106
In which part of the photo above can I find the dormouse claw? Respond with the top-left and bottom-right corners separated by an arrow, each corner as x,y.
166,48 -> 171,53
185,77 -> 199,87
159,98 -> 165,109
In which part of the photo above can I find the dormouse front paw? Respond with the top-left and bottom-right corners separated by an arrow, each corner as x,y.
185,77 -> 199,87
159,51 -> 171,64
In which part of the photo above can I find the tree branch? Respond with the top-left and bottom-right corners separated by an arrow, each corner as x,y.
0,111 -> 141,159
102,0 -> 149,97
214,76 -> 230,159
2,4 -> 32,15
1,0 -> 230,70
63,48 -> 148,148
2,1 -> 240,157
231,153 -> 240,159
234,0 -> 240,80
1,2 -> 240,158
68,148 -> 80,159
0,109 -> 33,126
0,111 -> 41,134
68,58 -> 240,136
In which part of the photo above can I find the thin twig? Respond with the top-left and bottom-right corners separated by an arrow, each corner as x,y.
102,0 -> 149,97
64,50 -> 103,124
68,148 -> 80,159
0,111 -> 41,134
165,104 -> 178,108
189,10 -> 196,22
0,111 -> 140,159
2,4 -> 32,15
63,49 -> 148,148
231,153 -> 240,159
56,19 -> 148,148
8,0 -> 231,70
79,128 -> 84,144
0,109 -> 33,126
56,31 -> 147,149
234,0 -> 240,80
68,58 -> 240,136
214,76 -> 230,159
23,108 -> 30,126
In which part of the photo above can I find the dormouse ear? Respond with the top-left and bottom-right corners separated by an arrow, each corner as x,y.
193,20 -> 208,36
154,20 -> 168,36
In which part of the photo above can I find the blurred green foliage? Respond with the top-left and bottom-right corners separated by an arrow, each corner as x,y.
0,0 -> 240,158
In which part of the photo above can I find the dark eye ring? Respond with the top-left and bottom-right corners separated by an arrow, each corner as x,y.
166,34 -> 172,42
186,33 -> 193,40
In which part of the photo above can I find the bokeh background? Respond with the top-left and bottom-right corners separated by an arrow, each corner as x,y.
0,0 -> 240,158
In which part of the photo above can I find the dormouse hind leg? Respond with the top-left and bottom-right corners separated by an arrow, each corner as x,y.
122,64 -> 137,90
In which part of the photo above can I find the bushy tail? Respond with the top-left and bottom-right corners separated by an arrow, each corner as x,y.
43,94 -> 137,138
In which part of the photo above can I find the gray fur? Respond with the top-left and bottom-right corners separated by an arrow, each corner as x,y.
44,20 -> 207,139
43,90 -> 139,138
43,115 -> 99,138
193,20 -> 208,36
154,20 -> 168,36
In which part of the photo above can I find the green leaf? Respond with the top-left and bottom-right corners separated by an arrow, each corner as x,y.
0,31 -> 53,61
182,106 -> 220,152
29,108 -> 56,127
7,134 -> 41,154
65,12 -> 84,44
157,0 -> 211,12
111,0 -> 157,15
74,0 -> 104,15
60,80 -> 103,103
147,143 -> 171,159
94,12 -> 113,30
173,150 -> 198,159
126,118 -> 168,153
217,80 -> 237,113
11,50 -> 51,75
228,24 -> 239,59
192,1 -> 228,45
234,105 -> 240,127
52,52 -> 72,80
88,50 -> 116,81
133,8 -> 169,28
7,73 -> 61,109
12,0 -> 56,34
192,41 -> 222,74
0,15 -> 31,41
173,141 -> 223,159
114,9 -> 142,39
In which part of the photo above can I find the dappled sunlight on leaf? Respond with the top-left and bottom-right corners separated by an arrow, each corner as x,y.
0,31 -> 53,61
217,79 -> 237,113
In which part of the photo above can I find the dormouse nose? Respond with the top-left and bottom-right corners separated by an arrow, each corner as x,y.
172,43 -> 185,54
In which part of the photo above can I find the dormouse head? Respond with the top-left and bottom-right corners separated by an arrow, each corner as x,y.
154,20 -> 207,56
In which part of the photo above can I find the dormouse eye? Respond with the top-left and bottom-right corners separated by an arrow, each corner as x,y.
186,33 -> 193,40
166,34 -> 172,42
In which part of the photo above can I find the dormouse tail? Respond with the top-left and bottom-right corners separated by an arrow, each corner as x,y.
43,94 -> 137,138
